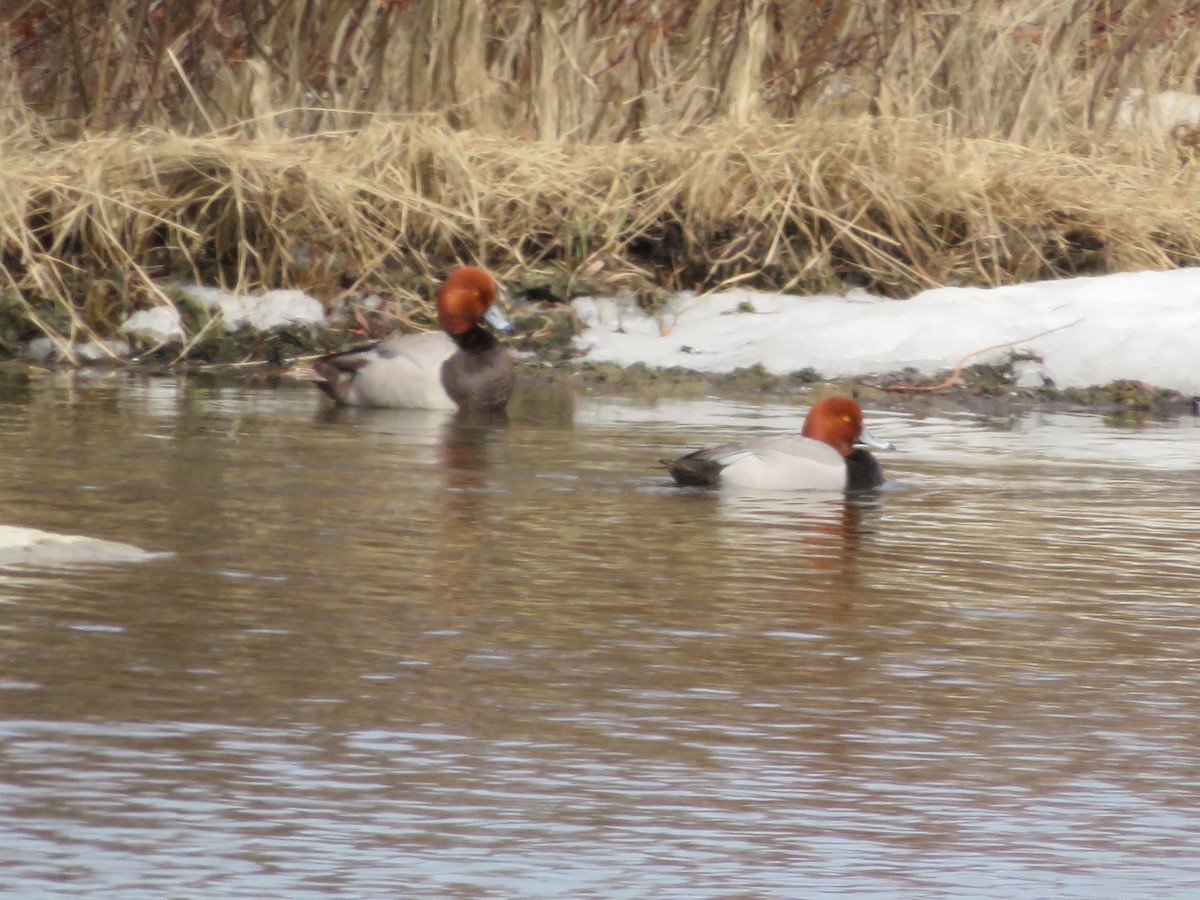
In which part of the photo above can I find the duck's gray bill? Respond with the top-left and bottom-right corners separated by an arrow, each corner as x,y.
484,304 -> 515,333
857,426 -> 895,451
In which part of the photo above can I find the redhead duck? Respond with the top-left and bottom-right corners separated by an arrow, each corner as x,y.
665,396 -> 892,491
309,266 -> 515,410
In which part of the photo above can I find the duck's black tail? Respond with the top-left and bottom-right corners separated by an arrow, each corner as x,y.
661,452 -> 723,487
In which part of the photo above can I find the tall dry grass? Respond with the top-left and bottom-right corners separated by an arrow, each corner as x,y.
7,1 -> 1197,142
2,1 -> 1200,358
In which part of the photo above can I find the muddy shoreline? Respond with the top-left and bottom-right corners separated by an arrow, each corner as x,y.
6,355 -> 1189,426
528,359 -> 1199,422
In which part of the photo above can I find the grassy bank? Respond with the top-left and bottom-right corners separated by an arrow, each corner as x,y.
3,117 -> 1200,354
2,1 -> 1200,359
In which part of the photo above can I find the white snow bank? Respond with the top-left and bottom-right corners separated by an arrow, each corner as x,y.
0,525 -> 166,567
119,286 -> 325,344
1116,88 -> 1200,133
25,338 -> 131,362
121,306 -> 185,342
28,286 -> 326,359
573,268 -> 1200,393
178,285 -> 326,332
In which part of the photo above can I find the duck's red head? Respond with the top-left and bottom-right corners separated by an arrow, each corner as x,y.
801,396 -> 868,457
436,266 -> 500,336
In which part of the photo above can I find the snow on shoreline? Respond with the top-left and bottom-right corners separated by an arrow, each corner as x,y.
27,284 -> 327,362
19,266 -> 1200,394
572,268 -> 1200,394
121,285 -> 326,343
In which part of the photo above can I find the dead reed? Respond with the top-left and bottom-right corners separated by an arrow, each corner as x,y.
7,1 -> 1198,143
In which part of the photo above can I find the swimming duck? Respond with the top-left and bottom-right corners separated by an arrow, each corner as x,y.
665,396 -> 892,491
308,266 -> 515,410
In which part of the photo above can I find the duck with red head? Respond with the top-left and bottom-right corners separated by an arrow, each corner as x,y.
665,396 -> 893,491
308,266 -> 515,411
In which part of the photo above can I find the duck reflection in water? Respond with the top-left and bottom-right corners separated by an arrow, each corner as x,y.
311,401 -> 509,539
438,409 -> 509,495
431,409 -> 514,607
693,488 -> 885,585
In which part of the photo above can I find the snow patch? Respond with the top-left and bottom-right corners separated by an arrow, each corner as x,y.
179,285 -> 326,331
1116,88 -> 1200,133
25,338 -> 131,362
573,268 -> 1200,394
121,305 -> 185,343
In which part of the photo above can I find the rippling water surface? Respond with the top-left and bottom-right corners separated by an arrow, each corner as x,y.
2,374 -> 1200,898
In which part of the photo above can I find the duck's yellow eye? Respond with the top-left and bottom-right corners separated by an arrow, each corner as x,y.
843,415 -> 852,423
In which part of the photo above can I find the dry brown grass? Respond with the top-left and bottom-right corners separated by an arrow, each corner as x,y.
3,1 -> 1200,358
4,115 -> 1200,352
7,1 -> 1199,142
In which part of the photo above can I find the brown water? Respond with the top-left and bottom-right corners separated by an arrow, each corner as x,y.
2,375 -> 1200,898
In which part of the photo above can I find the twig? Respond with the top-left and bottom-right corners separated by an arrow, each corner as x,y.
885,317 -> 1084,392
